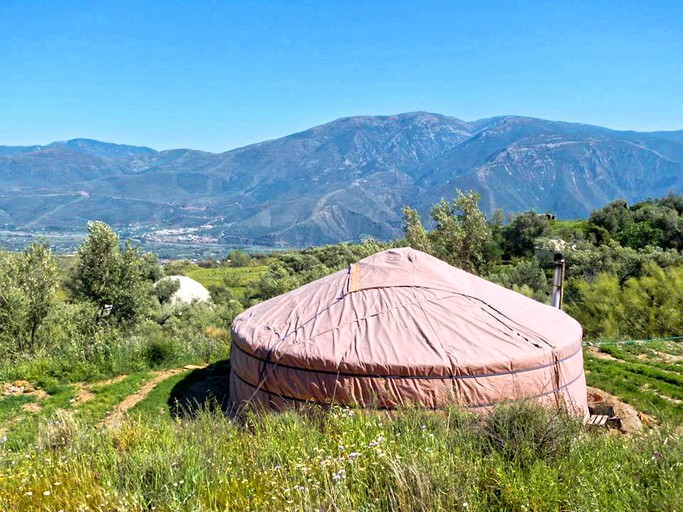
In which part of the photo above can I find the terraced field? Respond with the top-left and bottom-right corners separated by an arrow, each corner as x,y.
584,339 -> 683,424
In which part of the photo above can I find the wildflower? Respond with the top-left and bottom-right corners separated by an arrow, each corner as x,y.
332,469 -> 346,482
369,436 -> 384,448
44,491 -> 51,496
348,452 -> 361,460
25,491 -> 33,496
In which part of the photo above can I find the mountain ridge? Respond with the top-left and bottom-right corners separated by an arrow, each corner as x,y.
2,112 -> 683,247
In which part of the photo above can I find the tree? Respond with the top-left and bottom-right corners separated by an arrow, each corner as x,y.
225,249 -> 251,268
587,196 -> 683,251
16,241 -> 60,349
0,241 -> 59,353
69,221 -> 151,326
156,278 -> 181,305
482,209 -> 505,266
487,259 -> 549,303
0,251 -> 27,354
565,263 -> 683,340
402,206 -> 431,253
503,210 -> 551,259
589,199 -> 632,235
402,190 -> 491,273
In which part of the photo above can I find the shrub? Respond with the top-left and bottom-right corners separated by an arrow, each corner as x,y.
481,401 -> 580,468
143,338 -> 178,368
37,409 -> 80,452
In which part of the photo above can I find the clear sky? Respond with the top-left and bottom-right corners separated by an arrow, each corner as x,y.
2,0 -> 682,152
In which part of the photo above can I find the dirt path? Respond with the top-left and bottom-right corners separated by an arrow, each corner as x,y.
99,366 -> 204,428
586,346 -> 618,361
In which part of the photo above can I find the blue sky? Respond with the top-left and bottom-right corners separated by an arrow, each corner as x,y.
2,1 -> 682,152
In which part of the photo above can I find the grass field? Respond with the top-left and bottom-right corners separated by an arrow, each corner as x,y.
584,339 -> 683,424
185,265 -> 269,298
0,341 -> 682,510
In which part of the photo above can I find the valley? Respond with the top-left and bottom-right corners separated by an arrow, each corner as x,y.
3,112 -> 683,252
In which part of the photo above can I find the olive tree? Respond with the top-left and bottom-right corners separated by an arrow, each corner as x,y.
402,190 -> 491,273
0,241 -> 59,353
69,221 -> 152,326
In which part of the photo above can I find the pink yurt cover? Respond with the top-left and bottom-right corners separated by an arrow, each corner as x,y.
229,248 -> 587,415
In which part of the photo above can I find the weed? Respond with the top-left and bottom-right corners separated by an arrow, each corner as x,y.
36,409 -> 79,452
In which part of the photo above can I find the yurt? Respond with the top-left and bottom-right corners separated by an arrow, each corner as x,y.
229,248 -> 587,416
155,275 -> 212,305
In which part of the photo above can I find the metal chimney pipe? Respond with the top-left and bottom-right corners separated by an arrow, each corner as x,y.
551,252 -> 566,309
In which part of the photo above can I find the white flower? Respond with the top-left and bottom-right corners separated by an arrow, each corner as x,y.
44,491 -> 51,496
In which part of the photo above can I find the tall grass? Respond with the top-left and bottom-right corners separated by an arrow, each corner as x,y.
0,316 -> 230,387
1,403 -> 681,511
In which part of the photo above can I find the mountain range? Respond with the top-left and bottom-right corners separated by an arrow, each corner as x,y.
2,112 -> 683,247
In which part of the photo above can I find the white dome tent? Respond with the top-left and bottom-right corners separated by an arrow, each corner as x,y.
155,275 -> 212,305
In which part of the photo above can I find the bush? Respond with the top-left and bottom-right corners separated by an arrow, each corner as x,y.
37,409 -> 80,452
481,401 -> 580,468
143,338 -> 178,368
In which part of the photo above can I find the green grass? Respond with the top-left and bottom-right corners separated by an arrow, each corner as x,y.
1,326 -> 682,509
585,355 -> 683,425
0,403 -> 681,511
584,344 -> 683,424
598,344 -> 683,373
75,372 -> 152,424
0,394 -> 35,423
549,219 -> 589,238
2,384 -> 78,450
0,373 -> 154,451
186,265 -> 268,298
129,370 -> 190,420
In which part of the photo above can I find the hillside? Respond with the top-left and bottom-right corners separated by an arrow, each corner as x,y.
2,113 -> 683,247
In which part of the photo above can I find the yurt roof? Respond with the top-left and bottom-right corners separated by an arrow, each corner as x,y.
231,248 -> 582,378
